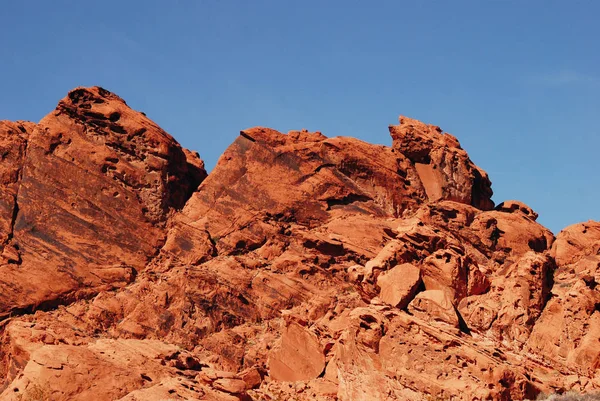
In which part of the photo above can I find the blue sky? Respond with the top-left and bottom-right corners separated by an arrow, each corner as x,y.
1,1 -> 598,233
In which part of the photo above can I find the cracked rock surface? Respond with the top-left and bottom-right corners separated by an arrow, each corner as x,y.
0,87 -> 598,401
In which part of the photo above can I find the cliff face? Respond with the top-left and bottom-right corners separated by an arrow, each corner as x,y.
0,87 -> 597,401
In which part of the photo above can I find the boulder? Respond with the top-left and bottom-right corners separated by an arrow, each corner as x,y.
377,263 -> 421,309
268,322 -> 325,382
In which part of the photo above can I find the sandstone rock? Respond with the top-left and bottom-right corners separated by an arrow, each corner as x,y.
389,116 -> 494,210
528,279 -> 600,376
212,378 -> 246,394
239,367 -> 262,389
0,121 -> 30,252
268,321 -> 325,382
113,378 -> 209,401
495,200 -> 539,221
551,221 -> 600,267
377,262 -> 421,309
362,239 -> 406,283
459,252 -> 555,345
526,224 -> 600,377
165,125 -> 429,258
421,248 -> 469,302
0,338 -> 183,401
408,290 -> 460,328
468,208 -> 554,265
0,88 -> 597,401
0,87 -> 207,319
328,307 -> 397,401
378,313 -> 544,401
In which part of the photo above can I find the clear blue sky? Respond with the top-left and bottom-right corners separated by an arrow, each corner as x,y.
1,1 -> 598,233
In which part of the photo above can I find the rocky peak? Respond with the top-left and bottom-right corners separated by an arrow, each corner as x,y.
0,86 -> 207,320
49,86 -> 207,216
0,88 -> 598,401
390,115 -> 494,210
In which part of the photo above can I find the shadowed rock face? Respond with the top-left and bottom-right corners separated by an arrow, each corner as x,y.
0,87 -> 597,401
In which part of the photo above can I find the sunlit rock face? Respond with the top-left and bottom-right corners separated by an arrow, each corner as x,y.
0,87 -> 597,401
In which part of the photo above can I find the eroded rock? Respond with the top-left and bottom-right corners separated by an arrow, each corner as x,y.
0,89 -> 596,400
268,321 -> 325,382
377,262 -> 421,309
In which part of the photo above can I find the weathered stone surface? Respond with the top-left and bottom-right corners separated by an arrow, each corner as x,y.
551,221 -> 600,267
0,334 -> 199,401
0,121 -> 31,256
377,262 -> 421,309
525,223 -> 600,378
390,116 -> 494,210
468,209 -> 554,264
421,248 -> 470,302
165,126 -> 429,260
268,321 -> 325,382
0,87 -> 207,320
459,252 -> 555,345
408,289 -> 460,328
495,199 -> 539,220
0,88 -> 598,400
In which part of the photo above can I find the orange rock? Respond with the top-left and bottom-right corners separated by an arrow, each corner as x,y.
389,116 -> 494,210
526,224 -> 600,377
421,248 -> 469,302
212,378 -> 246,394
551,221 -> 600,267
459,252 -> 555,344
239,367 -> 262,389
0,87 -> 598,400
377,263 -> 421,309
268,322 -> 325,382
408,290 -> 459,328
468,207 -> 554,264
495,200 -> 539,220
0,87 -> 207,320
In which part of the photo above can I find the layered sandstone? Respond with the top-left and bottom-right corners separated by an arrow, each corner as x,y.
0,87 -> 598,401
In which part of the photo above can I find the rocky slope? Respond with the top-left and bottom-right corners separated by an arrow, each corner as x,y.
0,87 -> 598,401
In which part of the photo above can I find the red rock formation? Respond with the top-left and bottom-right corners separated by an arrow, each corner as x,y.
377,263 -> 421,309
527,222 -> 600,379
268,320 -> 326,382
0,87 -> 598,401
0,87 -> 206,320
390,116 -> 494,210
